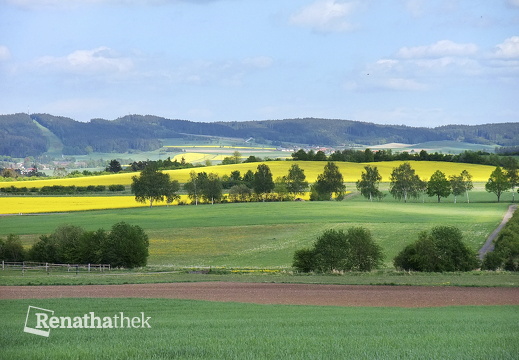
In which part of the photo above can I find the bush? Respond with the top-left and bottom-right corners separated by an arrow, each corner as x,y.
293,227 -> 384,273
27,222 -> 149,268
394,226 -> 479,272
108,184 -> 125,192
102,222 -> 149,268
482,214 -> 519,271
0,234 -> 26,261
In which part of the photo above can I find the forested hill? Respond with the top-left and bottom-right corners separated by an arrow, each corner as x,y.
0,113 -> 518,157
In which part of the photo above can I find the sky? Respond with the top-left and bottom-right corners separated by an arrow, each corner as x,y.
0,0 -> 518,127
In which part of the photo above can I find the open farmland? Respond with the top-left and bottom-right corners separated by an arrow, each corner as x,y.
0,160 -> 498,189
0,195 -> 511,269
1,298 -> 517,360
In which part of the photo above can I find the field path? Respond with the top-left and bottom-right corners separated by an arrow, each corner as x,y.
1,282 -> 518,307
478,204 -> 518,259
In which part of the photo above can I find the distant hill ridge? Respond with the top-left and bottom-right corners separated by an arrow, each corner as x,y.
0,113 -> 517,157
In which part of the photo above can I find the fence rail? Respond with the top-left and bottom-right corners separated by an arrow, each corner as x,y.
1,261 -> 111,273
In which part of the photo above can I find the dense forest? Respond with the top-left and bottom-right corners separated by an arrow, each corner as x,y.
0,113 -> 517,157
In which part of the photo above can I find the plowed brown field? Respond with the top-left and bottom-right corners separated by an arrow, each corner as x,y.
2,282 -> 518,307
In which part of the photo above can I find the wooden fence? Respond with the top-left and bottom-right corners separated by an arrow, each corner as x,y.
1,261 -> 111,274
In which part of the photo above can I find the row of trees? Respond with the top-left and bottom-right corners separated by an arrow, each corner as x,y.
0,184 -> 125,195
292,148 -> 518,168
131,160 -> 519,207
293,225 -> 485,273
1,223 -> 149,268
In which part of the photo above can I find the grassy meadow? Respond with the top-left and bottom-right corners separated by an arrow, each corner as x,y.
0,193 -> 512,269
1,298 -> 517,359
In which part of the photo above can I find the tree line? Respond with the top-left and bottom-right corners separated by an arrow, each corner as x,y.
0,222 -> 149,268
0,184 -> 125,195
292,148 -> 518,168
131,160 -> 519,206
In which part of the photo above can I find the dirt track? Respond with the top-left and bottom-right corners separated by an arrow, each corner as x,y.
1,282 -> 518,307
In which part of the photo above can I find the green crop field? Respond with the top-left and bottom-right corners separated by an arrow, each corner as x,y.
1,298 -> 517,359
0,192 -> 512,270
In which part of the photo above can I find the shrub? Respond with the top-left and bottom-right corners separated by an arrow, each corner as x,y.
394,226 -> 479,272
0,234 -> 26,261
108,184 -> 125,192
27,222 -> 149,268
293,227 -> 384,273
482,214 -> 519,271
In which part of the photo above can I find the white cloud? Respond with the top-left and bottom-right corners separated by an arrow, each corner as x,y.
0,46 -> 11,61
402,0 -> 426,18
507,0 -> 519,8
34,47 -> 134,75
242,56 -> 274,69
396,40 -> 478,59
493,36 -> 519,58
290,0 -> 358,32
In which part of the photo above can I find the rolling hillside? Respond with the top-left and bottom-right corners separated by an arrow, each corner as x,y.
0,113 -> 517,157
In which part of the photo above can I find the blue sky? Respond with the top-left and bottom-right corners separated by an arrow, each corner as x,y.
0,0 -> 518,127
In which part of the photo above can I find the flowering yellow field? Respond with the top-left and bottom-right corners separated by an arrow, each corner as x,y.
165,145 -> 276,150
0,161 -> 495,190
0,195 -> 192,214
172,152 -> 228,163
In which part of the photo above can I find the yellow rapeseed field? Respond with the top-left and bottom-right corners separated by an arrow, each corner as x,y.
0,195 -> 191,214
165,145 -> 276,150
172,152 -> 228,163
0,161 -> 495,190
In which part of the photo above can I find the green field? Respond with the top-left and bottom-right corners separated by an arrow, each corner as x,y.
1,298 -> 517,359
0,191 -> 512,270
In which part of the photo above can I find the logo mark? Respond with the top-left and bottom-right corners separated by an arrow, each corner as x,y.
24,306 -> 54,337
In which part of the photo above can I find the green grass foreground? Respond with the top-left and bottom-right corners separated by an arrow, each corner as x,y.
1,298 -> 517,360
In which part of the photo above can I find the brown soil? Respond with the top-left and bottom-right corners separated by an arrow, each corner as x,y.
1,282 -> 518,307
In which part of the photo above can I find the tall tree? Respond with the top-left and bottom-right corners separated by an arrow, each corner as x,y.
485,166 -> 511,202
253,164 -> 275,201
314,162 -> 346,201
131,166 -> 180,207
461,170 -> 474,203
503,158 -> 519,203
450,170 -> 473,203
389,162 -> 422,203
450,174 -> 464,204
356,165 -> 383,201
231,150 -> 242,164
285,164 -> 308,196
200,173 -> 223,204
106,159 -> 122,173
184,170 -> 202,205
427,170 -> 451,202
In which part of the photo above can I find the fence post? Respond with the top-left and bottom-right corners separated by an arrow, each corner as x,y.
2,260 -> 4,270
46,262 -> 49,274
88,263 -> 91,272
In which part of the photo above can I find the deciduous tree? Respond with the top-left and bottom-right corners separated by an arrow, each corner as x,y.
356,165 -> 383,201
389,162 -> 422,203
253,164 -> 274,201
131,166 -> 180,207
285,164 -> 308,196
485,166 -> 511,202
313,162 -> 345,201
427,170 -> 451,202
